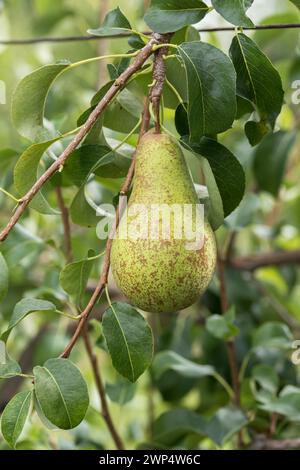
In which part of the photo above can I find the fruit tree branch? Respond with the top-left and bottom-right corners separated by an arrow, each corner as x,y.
60,98 -> 151,359
217,255 -> 241,408
56,186 -> 124,449
55,187 -> 73,263
0,33 -> 165,243
228,249 -> 300,271
2,23 -> 300,45
82,328 -> 125,450
250,435 -> 300,450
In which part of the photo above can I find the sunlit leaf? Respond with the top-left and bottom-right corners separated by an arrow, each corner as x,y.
34,358 -> 89,430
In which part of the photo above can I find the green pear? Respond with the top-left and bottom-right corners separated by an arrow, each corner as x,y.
111,130 -> 217,313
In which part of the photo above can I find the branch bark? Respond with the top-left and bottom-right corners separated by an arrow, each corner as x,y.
56,185 -> 124,449
217,256 -> 241,408
250,435 -> 300,450
0,34 -> 164,243
228,249 -> 300,271
55,187 -> 73,263
3,24 -> 300,46
82,328 -> 125,450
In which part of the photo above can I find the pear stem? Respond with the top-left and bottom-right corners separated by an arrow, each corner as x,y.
150,34 -> 172,133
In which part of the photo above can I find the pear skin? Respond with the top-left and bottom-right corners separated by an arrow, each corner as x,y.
111,131 -> 217,313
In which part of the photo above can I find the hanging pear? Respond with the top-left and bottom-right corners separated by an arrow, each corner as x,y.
111,130 -> 217,313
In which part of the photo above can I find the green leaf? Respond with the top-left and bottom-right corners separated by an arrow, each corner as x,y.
1,390 -> 32,448
1,299 -> 56,342
0,149 -> 19,173
205,406 -> 247,446
88,7 -> 133,36
33,393 -> 58,430
253,322 -> 293,350
144,0 -> 209,34
104,88 -> 142,133
253,131 -> 296,196
154,408 -> 207,446
14,137 -> 64,214
152,350 -> 215,380
236,95 -> 254,119
102,302 -> 153,382
244,120 -> 269,147
260,390 -> 300,422
60,250 -> 95,304
12,64 -> 70,141
201,158 -> 224,230
212,0 -> 254,27
230,34 -> 284,132
183,138 -> 245,217
106,376 -> 136,405
175,103 -> 189,136
0,252 -> 9,303
64,145 -> 131,185
290,0 -> 300,10
206,309 -> 239,340
69,185 -> 100,227
177,42 -> 236,142
0,340 -> 21,378
153,406 -> 247,446
251,364 -> 279,404
63,145 -> 111,186
33,358 -> 89,430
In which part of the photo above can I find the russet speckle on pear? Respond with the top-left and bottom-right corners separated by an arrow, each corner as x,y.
111,130 -> 217,313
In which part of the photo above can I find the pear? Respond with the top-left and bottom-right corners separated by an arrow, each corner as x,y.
111,130 -> 217,313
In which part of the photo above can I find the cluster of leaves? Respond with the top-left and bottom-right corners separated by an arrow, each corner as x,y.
0,0 -> 300,451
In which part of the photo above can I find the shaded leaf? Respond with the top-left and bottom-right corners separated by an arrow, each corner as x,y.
230,33 -> 284,132
212,0 -> 254,27
154,406 -> 247,447
60,250 -> 95,304
290,1 -> 300,10
14,136 -> 67,214
1,390 -> 32,448
177,41 -> 236,142
12,64 -> 69,141
154,408 -> 207,446
0,341 -> 21,378
88,7 -> 133,36
102,302 -> 153,382
106,376 -> 136,405
253,322 -> 293,350
251,364 -> 279,404
206,308 -> 239,340
34,358 -> 89,430
183,137 -> 245,217
1,299 -> 55,342
205,406 -> 247,446
201,158 -> 224,230
260,390 -> 300,422
69,185 -> 100,227
144,0 -> 209,34
253,131 -> 296,196
175,103 -> 189,136
0,252 -> 9,303
152,350 -> 215,380
245,120 -> 269,147
104,88 -> 142,133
